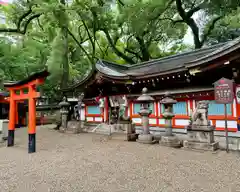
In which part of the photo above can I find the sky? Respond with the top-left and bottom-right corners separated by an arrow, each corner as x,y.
0,0 -> 12,5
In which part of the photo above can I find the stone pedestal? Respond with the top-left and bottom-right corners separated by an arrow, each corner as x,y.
159,93 -> 181,148
0,119 -> 9,141
65,121 -> 84,134
160,135 -> 182,148
183,126 -> 219,151
137,114 -> 155,144
125,123 -> 138,141
59,97 -> 70,133
59,112 -> 68,133
136,87 -> 155,144
159,119 -> 181,148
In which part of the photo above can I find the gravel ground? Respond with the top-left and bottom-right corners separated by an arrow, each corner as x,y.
0,125 -> 240,192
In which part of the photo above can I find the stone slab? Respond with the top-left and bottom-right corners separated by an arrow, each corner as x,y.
159,135 -> 182,148
137,134 -> 156,144
60,121 -> 84,134
183,140 -> 219,151
187,130 -> 214,143
187,125 -> 215,132
126,133 -> 138,141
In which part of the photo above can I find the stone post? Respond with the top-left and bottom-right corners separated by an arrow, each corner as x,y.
78,93 -> 85,129
59,96 -> 70,133
137,88 -> 155,144
159,93 -> 181,147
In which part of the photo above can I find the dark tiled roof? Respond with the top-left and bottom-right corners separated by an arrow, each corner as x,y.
63,37 -> 240,91
127,43 -> 224,76
0,91 -> 9,97
97,40 -> 237,77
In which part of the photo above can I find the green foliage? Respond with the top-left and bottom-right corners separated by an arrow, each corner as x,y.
0,0 -> 239,100
46,30 -> 65,82
206,7 -> 240,44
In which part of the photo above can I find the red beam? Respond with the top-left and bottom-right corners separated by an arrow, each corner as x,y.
12,92 -> 40,100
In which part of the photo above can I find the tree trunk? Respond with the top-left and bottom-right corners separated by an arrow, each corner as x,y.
60,0 -> 69,89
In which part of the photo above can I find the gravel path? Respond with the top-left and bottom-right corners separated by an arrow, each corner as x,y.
0,125 -> 240,192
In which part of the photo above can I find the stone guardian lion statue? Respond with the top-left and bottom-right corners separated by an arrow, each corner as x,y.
191,100 -> 211,127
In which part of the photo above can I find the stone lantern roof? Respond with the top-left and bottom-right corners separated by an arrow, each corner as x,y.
160,92 -> 177,104
136,88 -> 154,103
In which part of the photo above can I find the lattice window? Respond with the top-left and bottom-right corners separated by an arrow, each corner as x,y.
87,105 -> 101,114
160,101 -> 187,115
208,100 -> 231,115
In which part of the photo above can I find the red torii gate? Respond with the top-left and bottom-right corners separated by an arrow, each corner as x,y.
4,70 -> 49,153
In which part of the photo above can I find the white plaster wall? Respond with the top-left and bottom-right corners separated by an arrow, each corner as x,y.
216,120 -> 237,128
175,119 -> 189,126
95,117 -> 103,122
132,118 -> 142,124
187,100 -> 191,115
128,106 -> 130,117
159,119 -> 165,124
80,108 -> 85,121
149,118 -> 157,124
233,99 -> 237,117
86,117 -> 93,122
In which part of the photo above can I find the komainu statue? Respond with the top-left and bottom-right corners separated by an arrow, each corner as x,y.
191,100 -> 211,127
119,95 -> 130,121
184,100 -> 219,151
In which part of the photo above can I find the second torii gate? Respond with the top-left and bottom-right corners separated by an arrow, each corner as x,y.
4,70 -> 49,153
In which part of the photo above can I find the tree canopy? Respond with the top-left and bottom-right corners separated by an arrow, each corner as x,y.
0,0 -> 239,99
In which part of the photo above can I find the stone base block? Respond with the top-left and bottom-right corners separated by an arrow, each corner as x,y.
183,140 -> 219,151
159,135 -> 182,148
127,133 -> 138,141
60,121 -> 84,134
153,134 -> 162,141
2,136 -> 7,141
137,134 -> 156,144
186,129 -> 215,143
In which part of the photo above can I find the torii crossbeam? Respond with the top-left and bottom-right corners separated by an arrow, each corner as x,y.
4,70 -> 49,153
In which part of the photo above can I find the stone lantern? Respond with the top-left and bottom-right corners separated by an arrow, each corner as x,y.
59,96 -> 70,132
136,87 -> 155,144
159,92 -> 181,147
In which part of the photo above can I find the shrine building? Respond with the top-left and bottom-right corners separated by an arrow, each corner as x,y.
62,37 -> 240,137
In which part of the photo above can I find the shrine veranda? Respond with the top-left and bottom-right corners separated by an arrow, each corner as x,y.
62,38 -> 240,138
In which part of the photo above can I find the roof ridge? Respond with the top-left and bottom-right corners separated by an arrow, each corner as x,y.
99,59 -> 130,69
129,42 -> 227,69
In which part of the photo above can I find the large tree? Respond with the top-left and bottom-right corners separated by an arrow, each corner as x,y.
0,0 -> 239,99
172,0 -> 240,48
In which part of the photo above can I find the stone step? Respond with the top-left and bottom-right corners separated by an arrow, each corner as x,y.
92,123 -> 114,135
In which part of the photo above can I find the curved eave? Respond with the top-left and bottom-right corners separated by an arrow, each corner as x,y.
62,65 -> 96,92
130,67 -> 187,79
185,39 -> 240,68
97,64 -> 187,80
96,61 -> 129,79
4,70 -> 50,88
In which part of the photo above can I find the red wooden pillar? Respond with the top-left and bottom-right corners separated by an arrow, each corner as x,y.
105,96 -> 109,123
15,102 -> 19,127
8,90 -> 16,146
28,85 -> 36,153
